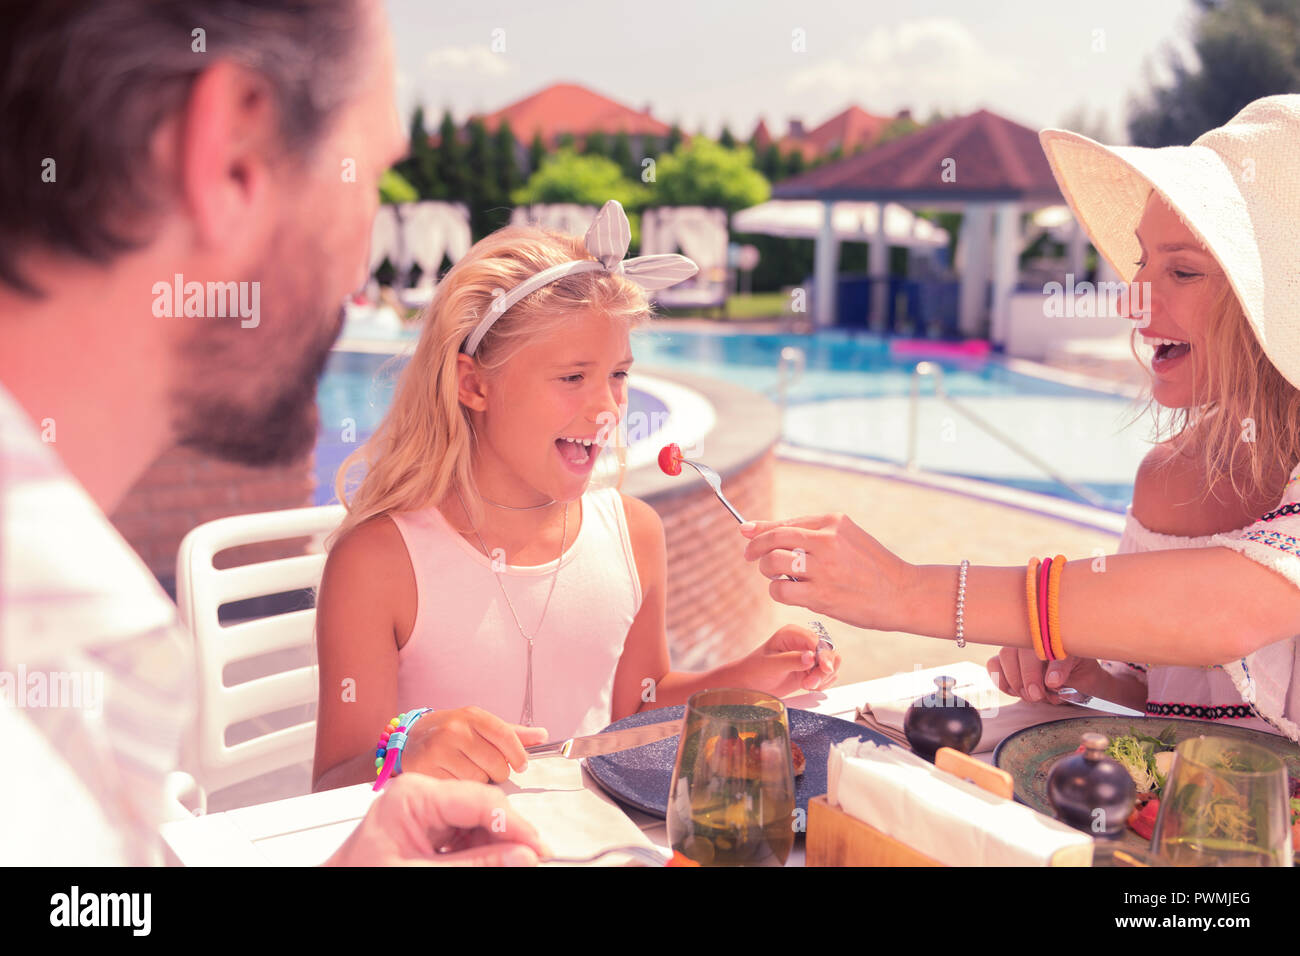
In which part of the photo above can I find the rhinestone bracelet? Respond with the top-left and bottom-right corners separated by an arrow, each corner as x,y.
955,559 -> 969,648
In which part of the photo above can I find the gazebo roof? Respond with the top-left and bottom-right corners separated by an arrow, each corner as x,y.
772,108 -> 1064,205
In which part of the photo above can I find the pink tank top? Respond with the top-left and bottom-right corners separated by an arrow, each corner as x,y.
389,485 -> 642,739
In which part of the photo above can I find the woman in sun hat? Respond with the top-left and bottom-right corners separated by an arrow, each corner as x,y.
738,94 -> 1300,741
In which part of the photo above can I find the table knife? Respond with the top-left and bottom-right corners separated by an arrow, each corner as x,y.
525,718 -> 685,759
1054,688 -> 1144,717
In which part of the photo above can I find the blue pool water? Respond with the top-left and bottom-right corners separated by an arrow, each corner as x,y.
627,329 -> 1148,511
316,329 -> 1150,511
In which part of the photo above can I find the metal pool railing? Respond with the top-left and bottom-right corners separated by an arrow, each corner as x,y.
905,361 -> 1110,510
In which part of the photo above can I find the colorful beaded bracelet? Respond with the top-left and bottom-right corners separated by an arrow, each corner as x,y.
373,707 -> 433,791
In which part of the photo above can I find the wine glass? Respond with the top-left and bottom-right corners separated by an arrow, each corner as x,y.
666,688 -> 797,867
1151,736 -> 1293,867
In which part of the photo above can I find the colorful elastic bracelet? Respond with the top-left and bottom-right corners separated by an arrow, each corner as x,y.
373,707 -> 434,791
1038,557 -> 1054,662
1025,558 -> 1046,660
1047,554 -> 1066,659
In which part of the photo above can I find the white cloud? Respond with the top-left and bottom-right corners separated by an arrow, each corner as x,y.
788,18 -> 1020,113
424,45 -> 516,77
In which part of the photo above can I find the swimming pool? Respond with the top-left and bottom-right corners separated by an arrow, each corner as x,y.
316,329 -> 1151,512
626,329 -> 1150,511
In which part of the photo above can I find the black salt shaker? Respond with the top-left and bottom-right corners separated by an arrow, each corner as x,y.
903,675 -> 983,762
1047,732 -> 1137,839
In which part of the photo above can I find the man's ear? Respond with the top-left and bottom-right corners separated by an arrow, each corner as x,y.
175,60 -> 277,251
456,352 -> 489,412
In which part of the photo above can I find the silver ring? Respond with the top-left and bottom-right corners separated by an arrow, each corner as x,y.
808,620 -> 834,651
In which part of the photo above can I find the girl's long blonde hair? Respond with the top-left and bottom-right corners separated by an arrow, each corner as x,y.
331,224 -> 652,546
1134,280 -> 1300,505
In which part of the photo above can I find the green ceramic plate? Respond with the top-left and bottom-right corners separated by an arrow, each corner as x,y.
994,716 -> 1300,854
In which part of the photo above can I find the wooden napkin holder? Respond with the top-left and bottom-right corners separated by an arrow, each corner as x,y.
806,747 -> 1026,867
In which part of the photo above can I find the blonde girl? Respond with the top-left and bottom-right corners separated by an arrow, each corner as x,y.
313,201 -> 839,790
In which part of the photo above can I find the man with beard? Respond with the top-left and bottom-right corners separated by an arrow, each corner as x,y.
0,0 -> 546,866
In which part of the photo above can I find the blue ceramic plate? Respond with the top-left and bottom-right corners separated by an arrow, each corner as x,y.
584,705 -> 893,818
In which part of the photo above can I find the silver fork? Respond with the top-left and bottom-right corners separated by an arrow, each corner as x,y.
541,845 -> 670,866
678,455 -> 834,671
680,456 -> 747,524
680,456 -> 793,584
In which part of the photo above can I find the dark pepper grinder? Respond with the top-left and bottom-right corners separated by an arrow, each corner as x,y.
903,676 -> 983,762
1047,732 -> 1137,839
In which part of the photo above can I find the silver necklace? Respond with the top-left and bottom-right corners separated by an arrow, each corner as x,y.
454,487 -> 568,726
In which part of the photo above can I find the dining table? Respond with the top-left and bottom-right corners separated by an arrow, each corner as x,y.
158,666 -> 1045,867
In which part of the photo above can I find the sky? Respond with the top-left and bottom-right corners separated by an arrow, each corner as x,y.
384,0 -> 1200,145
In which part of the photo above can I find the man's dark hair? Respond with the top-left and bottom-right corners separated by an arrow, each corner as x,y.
0,0 -> 363,296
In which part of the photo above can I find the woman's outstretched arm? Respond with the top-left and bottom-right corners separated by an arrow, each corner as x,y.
740,513 -> 1300,666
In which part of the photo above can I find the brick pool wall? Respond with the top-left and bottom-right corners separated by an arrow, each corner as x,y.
648,447 -> 776,671
110,445 -> 316,592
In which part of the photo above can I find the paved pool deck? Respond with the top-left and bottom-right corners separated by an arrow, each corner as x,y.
760,457 -> 1122,686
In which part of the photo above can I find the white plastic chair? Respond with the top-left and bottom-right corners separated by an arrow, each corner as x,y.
175,504 -> 345,807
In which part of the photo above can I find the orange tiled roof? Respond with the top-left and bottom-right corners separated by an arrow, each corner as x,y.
804,106 -> 892,155
475,82 -> 671,145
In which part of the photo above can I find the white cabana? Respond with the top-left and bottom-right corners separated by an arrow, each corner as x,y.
640,206 -> 730,310
367,201 -> 472,292
732,200 -> 950,249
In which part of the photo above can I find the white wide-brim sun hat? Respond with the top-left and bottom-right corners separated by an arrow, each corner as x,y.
1038,94 -> 1300,390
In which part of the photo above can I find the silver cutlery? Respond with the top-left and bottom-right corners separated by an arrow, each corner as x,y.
1055,687 -> 1145,716
540,845 -> 670,866
525,717 -> 684,759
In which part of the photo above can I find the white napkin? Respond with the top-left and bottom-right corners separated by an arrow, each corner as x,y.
857,661 -> 1077,753
498,759 -> 660,865
827,739 -> 1093,866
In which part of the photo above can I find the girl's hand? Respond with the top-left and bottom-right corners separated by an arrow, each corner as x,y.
327,774 -> 548,866
401,706 -> 549,783
730,624 -> 842,698
739,513 -> 913,631
987,647 -> 1107,704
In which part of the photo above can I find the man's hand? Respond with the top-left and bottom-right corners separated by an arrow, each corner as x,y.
326,774 -> 549,866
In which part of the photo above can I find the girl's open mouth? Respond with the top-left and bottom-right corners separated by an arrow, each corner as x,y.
555,436 -> 600,474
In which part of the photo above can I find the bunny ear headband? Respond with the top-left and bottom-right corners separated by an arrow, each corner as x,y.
461,199 -> 699,355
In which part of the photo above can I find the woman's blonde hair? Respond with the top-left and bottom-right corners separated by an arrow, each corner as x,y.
1134,279 -> 1300,505
330,224 -> 653,546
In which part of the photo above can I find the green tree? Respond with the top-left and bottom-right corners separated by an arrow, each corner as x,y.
583,130 -> 611,157
492,120 -> 520,195
718,125 -> 736,149
665,123 -> 684,152
528,130 -> 547,176
379,167 -> 418,204
611,130 -> 635,178
435,110 -> 465,201
512,149 -> 650,210
463,117 -> 496,236
395,105 -> 438,198
1129,0 -> 1300,146
651,137 -> 770,212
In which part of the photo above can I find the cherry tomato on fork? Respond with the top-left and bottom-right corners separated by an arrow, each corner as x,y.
658,443 -> 683,476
